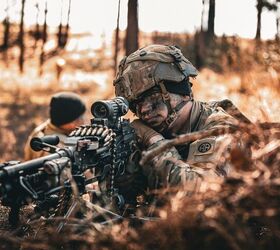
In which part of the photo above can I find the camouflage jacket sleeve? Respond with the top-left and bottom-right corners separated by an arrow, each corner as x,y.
185,105 -> 241,177
132,119 -> 204,192
143,140 -> 204,194
132,105 -> 240,192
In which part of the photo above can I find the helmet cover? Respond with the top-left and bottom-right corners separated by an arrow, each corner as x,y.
114,44 -> 198,102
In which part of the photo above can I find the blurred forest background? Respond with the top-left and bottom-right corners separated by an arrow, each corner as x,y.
0,0 -> 279,162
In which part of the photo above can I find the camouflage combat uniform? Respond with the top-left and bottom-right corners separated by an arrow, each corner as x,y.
114,44 -> 248,192
132,100 -> 240,191
24,119 -> 68,161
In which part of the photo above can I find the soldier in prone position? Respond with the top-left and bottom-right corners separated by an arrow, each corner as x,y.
114,44 -> 249,192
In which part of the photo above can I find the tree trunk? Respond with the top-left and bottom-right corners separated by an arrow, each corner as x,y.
207,0 -> 215,40
39,1 -> 48,75
255,0 -> 263,40
63,0 -> 71,48
276,1 -> 280,41
2,18 -> 10,65
200,0 -> 206,31
2,1 -> 10,65
57,0 -> 64,48
2,0 -> 10,50
57,0 -> 71,49
277,17 -> 280,40
114,0 -> 121,75
18,0 -> 25,73
194,31 -> 206,69
33,2 -> 40,49
125,0 -> 139,56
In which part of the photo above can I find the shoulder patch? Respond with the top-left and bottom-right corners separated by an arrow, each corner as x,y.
194,138 -> 216,156
198,142 -> 212,153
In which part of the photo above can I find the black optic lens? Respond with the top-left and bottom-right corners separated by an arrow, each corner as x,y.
92,102 -> 109,118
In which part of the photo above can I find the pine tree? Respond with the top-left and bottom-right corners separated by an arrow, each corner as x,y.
18,0 -> 26,73
207,0 -> 215,41
114,0 -> 121,75
2,0 -> 10,50
255,0 -> 277,40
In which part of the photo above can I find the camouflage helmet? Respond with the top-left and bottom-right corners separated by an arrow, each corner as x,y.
114,44 -> 198,103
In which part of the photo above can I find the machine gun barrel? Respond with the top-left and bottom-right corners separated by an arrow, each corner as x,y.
0,148 -> 73,180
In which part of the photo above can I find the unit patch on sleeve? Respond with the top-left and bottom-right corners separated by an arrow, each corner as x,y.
198,142 -> 212,153
194,137 -> 216,156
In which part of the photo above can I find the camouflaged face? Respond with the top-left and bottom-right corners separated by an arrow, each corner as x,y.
114,44 -> 198,102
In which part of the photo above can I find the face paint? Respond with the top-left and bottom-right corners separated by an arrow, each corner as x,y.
135,92 -> 168,128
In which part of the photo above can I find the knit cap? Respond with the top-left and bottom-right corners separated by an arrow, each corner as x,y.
50,92 -> 86,126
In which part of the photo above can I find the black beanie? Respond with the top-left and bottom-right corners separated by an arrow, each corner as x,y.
163,79 -> 192,96
50,92 -> 86,126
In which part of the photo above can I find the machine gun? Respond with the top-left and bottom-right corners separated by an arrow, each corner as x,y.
0,97 -> 141,226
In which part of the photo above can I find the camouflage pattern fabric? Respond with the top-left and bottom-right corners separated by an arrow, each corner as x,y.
131,100 -> 240,191
24,119 -> 68,160
114,44 -> 198,102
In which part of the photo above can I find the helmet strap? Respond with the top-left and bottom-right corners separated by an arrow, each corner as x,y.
157,82 -> 178,132
158,82 -> 173,114
158,81 -> 191,132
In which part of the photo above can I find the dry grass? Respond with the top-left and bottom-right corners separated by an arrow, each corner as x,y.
1,122 -> 279,250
